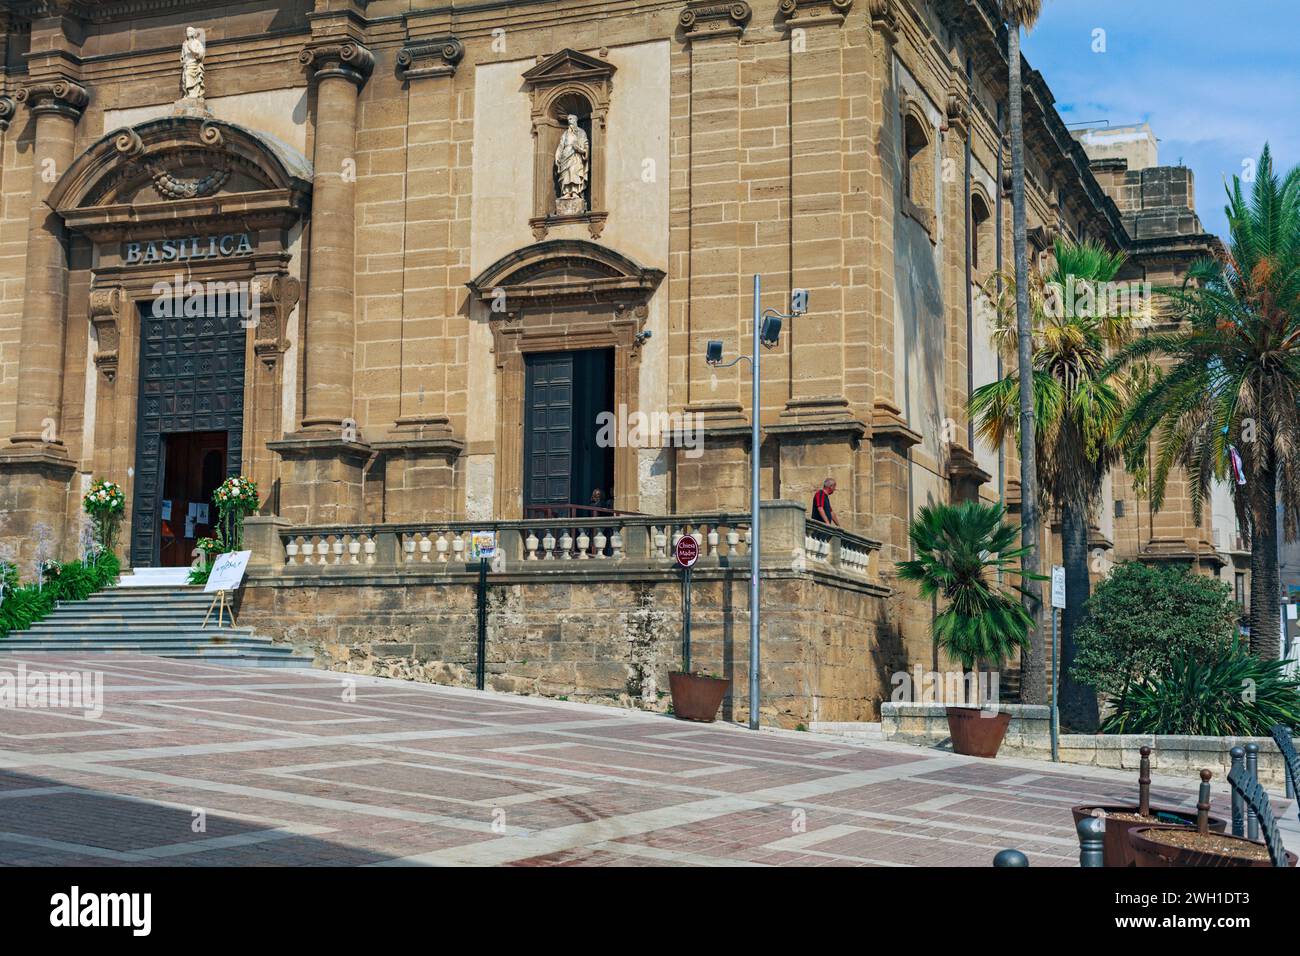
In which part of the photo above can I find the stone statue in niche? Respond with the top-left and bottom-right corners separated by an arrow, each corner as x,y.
554,114 -> 590,215
180,27 -> 206,101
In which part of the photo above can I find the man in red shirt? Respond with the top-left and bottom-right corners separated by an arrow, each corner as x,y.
811,478 -> 840,527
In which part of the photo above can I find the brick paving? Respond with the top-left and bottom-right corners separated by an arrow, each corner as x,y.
0,655 -> 1275,867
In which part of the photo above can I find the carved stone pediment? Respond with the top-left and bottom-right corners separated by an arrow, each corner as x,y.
46,116 -> 312,242
466,239 -> 664,313
522,48 -> 616,91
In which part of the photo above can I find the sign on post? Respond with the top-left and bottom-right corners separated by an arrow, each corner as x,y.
470,531 -> 498,562
1051,565 -> 1066,609
675,535 -> 699,569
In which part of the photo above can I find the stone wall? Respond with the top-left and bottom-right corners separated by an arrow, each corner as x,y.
241,563 -> 897,727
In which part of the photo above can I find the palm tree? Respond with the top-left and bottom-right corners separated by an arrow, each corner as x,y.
1112,145 -> 1300,660
896,501 -> 1036,704
971,237 -> 1134,731
1000,0 -> 1046,704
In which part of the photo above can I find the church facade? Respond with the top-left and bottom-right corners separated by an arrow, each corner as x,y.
0,0 -> 1242,720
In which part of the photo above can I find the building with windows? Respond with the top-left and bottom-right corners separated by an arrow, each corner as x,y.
0,0 -> 1245,722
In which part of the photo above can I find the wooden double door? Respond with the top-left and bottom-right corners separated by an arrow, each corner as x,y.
524,349 -> 614,515
131,303 -> 244,568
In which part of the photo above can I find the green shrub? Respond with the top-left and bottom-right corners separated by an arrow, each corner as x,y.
1102,645 -> 1300,736
1071,562 -> 1238,705
0,552 -> 120,638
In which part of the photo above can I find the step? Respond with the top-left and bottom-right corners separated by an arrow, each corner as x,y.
116,568 -> 196,588
0,648 -> 311,668
5,577 -> 314,668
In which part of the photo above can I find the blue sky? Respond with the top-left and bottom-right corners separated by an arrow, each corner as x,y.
1020,0 -> 1300,240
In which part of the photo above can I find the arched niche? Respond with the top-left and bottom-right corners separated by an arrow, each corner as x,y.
522,49 -> 616,239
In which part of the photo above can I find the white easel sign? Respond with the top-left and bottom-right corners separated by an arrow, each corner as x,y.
205,550 -> 252,594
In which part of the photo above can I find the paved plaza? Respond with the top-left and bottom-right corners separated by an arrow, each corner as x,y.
0,655 -> 1275,867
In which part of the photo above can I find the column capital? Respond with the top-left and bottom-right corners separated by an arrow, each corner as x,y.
16,78 -> 88,120
396,36 -> 464,80
778,0 -> 852,27
0,95 -> 15,131
299,40 -> 374,88
679,2 -> 752,41
866,0 -> 897,38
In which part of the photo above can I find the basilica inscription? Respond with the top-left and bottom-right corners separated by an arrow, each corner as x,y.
123,233 -> 254,265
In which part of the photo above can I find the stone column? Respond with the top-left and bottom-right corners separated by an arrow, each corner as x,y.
675,1 -> 753,513
269,41 -> 374,526
373,37 -> 466,522
0,79 -> 88,569
768,0 -> 866,522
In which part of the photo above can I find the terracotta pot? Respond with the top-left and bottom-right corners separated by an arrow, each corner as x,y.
945,706 -> 1011,758
1128,826 -> 1297,868
1071,805 -> 1227,867
669,672 -> 730,723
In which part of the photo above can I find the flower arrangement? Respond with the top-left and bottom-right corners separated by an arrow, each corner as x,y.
213,475 -> 259,552
82,478 -> 126,555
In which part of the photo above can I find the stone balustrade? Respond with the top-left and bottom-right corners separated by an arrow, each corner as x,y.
245,500 -> 883,585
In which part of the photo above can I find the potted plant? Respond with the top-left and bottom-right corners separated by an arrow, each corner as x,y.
896,501 -> 1038,758
668,670 -> 730,723
1128,771 -> 1296,868
1071,746 -> 1226,867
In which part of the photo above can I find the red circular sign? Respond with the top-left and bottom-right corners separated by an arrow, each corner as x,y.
675,535 -> 700,568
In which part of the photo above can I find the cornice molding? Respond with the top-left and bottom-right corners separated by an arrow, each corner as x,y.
396,36 -> 464,80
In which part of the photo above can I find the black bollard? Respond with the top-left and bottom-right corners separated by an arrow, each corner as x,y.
1138,745 -> 1151,816
993,848 -> 1029,867
1245,743 -> 1260,841
1077,815 -> 1105,868
1229,746 -> 1246,838
1197,769 -> 1212,835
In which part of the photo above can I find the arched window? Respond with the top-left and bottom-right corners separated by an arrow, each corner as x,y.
901,104 -> 935,236
970,190 -> 992,274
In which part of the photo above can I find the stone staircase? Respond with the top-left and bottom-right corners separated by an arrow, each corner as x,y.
0,573 -> 312,668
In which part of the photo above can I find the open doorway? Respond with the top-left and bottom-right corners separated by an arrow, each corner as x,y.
158,431 -> 227,567
524,349 -> 615,517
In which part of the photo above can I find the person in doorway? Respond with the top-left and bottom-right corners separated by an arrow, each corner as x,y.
811,478 -> 841,527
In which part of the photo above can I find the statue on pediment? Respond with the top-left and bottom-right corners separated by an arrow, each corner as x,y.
181,27 -> 206,101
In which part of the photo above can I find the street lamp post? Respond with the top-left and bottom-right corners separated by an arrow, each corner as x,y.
706,275 -> 807,730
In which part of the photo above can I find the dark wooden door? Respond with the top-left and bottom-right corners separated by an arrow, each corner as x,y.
525,353 -> 575,509
131,303 -> 245,568
524,349 -> 614,515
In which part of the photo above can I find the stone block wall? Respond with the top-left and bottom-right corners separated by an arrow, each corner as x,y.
240,564 -> 897,727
